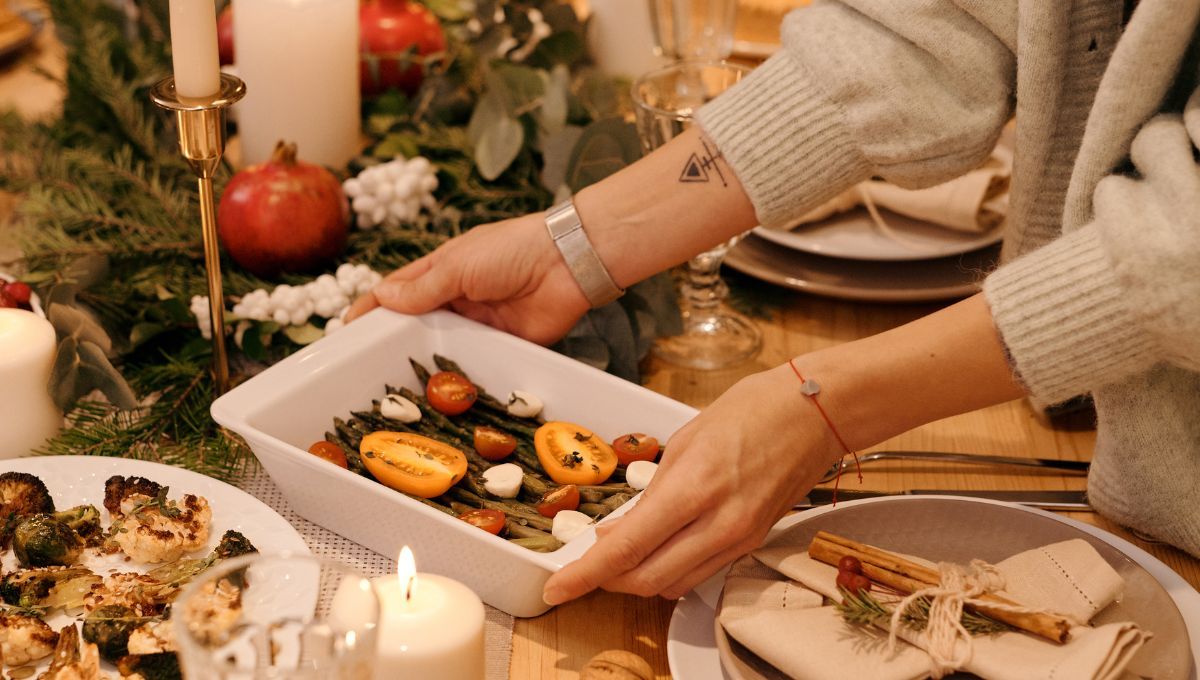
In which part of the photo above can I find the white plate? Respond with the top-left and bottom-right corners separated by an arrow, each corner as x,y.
668,496 -> 1200,680
0,456 -> 310,673
754,206 -> 1004,262
725,233 -> 998,302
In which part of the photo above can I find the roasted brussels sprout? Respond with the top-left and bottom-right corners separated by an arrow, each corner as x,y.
117,652 -> 183,680
0,471 -> 55,547
83,604 -> 145,661
213,530 -> 257,560
13,513 -> 84,567
0,566 -> 94,609
54,504 -> 102,542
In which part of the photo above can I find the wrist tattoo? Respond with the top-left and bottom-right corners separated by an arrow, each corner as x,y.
678,135 -> 728,187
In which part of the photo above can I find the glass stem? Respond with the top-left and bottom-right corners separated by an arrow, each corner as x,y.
683,250 -> 728,312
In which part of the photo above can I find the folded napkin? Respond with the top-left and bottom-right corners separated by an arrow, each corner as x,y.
780,145 -> 1012,235
718,538 -> 1149,680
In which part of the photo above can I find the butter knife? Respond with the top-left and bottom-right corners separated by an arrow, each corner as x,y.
796,488 -> 1091,512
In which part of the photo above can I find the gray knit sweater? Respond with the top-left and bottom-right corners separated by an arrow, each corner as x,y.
698,0 -> 1200,555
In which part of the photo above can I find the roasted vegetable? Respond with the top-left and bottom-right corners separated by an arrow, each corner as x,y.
117,652 -> 183,680
0,612 -> 59,665
103,475 -> 163,516
0,471 -> 55,547
0,566 -> 95,609
13,513 -> 85,567
83,604 -> 146,661
213,529 -> 257,560
54,504 -> 103,542
43,623 -> 103,680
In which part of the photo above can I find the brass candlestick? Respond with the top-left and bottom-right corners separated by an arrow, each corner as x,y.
151,74 -> 246,395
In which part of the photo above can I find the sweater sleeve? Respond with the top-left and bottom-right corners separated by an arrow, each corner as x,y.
983,101 -> 1200,405
696,0 -> 1017,228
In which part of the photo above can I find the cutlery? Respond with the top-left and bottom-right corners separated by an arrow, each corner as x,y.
819,450 -> 1090,484
796,488 -> 1091,512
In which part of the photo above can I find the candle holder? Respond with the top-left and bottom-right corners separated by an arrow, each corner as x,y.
150,73 -> 246,394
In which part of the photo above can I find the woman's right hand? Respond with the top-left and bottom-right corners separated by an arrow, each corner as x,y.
345,213 -> 591,346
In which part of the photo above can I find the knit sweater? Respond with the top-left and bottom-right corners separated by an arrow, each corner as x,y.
697,0 -> 1200,555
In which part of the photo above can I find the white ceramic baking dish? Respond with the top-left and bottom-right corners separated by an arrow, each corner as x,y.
212,308 -> 698,617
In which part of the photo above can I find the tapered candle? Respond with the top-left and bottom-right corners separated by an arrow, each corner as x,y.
169,0 -> 222,97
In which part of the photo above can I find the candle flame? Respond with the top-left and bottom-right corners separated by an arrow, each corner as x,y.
397,546 -> 417,602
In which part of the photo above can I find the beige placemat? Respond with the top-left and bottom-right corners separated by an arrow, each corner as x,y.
236,463 -> 514,680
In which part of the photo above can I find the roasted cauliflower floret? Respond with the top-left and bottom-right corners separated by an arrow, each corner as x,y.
41,623 -> 105,680
0,612 -> 58,665
107,483 -> 212,564
181,577 -> 242,646
126,618 -> 175,655
84,572 -> 173,617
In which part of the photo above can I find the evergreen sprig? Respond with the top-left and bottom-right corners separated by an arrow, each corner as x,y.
836,587 -> 1012,636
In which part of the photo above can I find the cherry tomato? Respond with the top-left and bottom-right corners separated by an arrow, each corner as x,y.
474,426 -> 517,461
534,422 -> 618,485
426,372 -> 478,415
307,441 -> 349,469
838,556 -> 863,574
611,433 -> 660,466
458,508 -> 505,535
359,431 -> 468,498
536,484 -> 581,518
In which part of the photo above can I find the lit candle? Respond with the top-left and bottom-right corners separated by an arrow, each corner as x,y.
168,0 -> 222,98
370,547 -> 485,680
233,0 -> 361,168
0,310 -> 61,458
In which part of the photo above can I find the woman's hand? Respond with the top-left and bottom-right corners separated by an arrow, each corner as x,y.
543,363 -> 844,603
345,213 -> 590,345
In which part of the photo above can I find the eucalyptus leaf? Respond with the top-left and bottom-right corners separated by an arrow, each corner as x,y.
537,65 -> 569,135
48,304 -> 114,356
565,118 -> 643,192
539,125 -> 583,194
62,253 -> 110,288
240,323 -> 268,362
49,336 -> 82,412
475,115 -> 524,181
282,323 -> 325,346
493,62 -> 546,114
129,322 -> 166,349
468,90 -> 507,146
76,341 -> 138,410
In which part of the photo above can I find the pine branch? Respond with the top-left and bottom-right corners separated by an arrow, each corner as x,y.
836,588 -> 1012,636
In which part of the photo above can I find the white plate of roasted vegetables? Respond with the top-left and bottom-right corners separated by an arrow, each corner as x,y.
0,456 -> 309,679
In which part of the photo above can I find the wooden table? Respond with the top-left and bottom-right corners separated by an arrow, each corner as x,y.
3,14 -> 1197,680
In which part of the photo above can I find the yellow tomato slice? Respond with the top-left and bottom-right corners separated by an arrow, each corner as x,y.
534,422 -> 617,486
360,431 -> 468,498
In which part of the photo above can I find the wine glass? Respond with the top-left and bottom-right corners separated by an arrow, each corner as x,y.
649,0 -> 739,61
173,553 -> 380,679
633,60 -> 761,369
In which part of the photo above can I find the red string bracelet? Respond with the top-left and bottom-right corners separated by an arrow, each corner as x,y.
788,358 -> 862,501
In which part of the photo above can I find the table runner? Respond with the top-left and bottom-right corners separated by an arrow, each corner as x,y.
236,463 -> 515,680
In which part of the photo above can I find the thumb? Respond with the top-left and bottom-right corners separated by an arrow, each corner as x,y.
372,266 -> 460,314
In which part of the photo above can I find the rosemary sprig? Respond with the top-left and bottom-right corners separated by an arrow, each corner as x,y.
835,587 -> 1012,636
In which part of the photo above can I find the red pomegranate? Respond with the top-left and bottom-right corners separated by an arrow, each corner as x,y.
218,141 -> 349,277
359,0 -> 446,97
217,6 -> 234,66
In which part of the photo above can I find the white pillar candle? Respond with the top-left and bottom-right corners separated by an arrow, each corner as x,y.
370,547 -> 485,680
0,310 -> 61,458
233,0 -> 361,169
169,0 -> 222,97
587,0 -> 667,79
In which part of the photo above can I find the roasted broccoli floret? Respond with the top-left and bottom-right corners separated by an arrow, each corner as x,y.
117,652 -> 183,680
54,504 -> 102,542
83,604 -> 148,661
13,514 -> 85,567
213,530 -> 257,560
104,475 -> 164,516
0,566 -> 94,609
0,471 -> 55,547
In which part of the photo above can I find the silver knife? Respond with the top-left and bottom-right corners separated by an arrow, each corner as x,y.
796,488 -> 1091,512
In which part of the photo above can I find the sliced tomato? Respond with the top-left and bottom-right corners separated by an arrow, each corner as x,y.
534,422 -> 618,486
474,426 -> 517,461
426,371 -> 478,415
360,431 -> 468,498
307,441 -> 349,469
612,433 -> 660,466
536,484 -> 580,518
458,508 -> 505,535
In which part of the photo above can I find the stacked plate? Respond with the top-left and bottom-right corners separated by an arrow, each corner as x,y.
725,207 -> 1004,303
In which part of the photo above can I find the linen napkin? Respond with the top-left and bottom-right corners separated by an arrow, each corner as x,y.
718,538 -> 1149,680
780,145 -> 1012,234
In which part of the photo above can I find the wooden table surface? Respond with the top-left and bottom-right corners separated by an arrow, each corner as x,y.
3,10 -> 1197,680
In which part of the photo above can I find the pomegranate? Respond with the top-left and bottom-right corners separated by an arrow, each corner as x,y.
217,5 -> 234,66
359,0 -> 446,97
217,141 -> 349,277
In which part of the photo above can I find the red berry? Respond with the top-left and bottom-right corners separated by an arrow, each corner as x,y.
835,570 -> 857,592
850,574 -> 872,594
0,290 -> 15,309
3,281 -> 32,305
838,555 -> 863,574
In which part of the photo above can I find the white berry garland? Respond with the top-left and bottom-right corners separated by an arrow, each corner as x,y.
343,156 -> 439,229
191,263 -> 382,340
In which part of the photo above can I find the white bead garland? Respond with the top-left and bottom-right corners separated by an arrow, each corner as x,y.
343,156 -> 439,229
191,263 -> 382,340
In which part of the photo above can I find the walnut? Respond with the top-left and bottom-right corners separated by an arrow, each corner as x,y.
579,650 -> 655,680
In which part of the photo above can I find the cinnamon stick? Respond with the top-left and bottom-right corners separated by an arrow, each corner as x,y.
809,531 -> 1072,644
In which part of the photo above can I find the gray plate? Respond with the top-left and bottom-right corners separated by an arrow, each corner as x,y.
715,498 -> 1192,680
